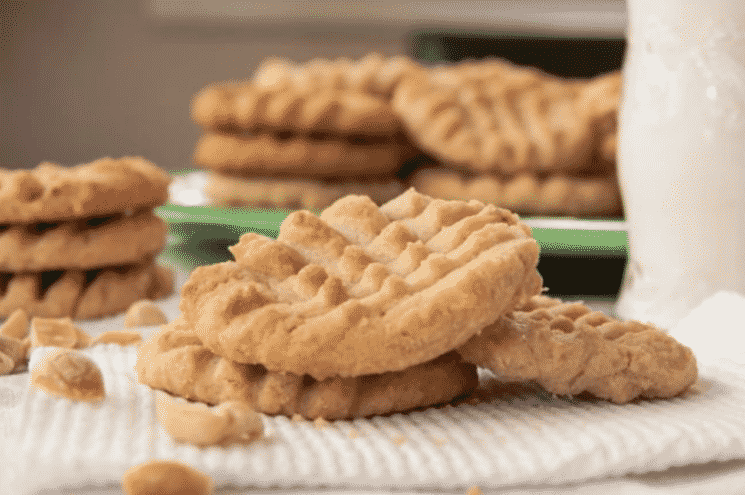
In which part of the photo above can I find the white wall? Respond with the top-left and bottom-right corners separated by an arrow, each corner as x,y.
1,0 -> 625,171
0,1 -> 407,171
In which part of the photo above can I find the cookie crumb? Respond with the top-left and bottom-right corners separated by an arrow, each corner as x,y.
0,308 -> 29,340
31,349 -> 105,402
121,460 -> 213,495
466,485 -> 483,495
392,434 -> 407,446
0,335 -> 29,372
291,413 -> 305,422
347,428 -> 359,439
91,330 -> 142,347
157,394 -> 263,446
124,300 -> 168,328
30,317 -> 90,349
0,352 -> 13,375
314,417 -> 330,429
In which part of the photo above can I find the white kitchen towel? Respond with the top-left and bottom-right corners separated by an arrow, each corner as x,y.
5,342 -> 745,495
668,291 -> 745,366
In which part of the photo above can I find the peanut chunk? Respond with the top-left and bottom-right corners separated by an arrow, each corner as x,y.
0,335 -> 29,372
0,352 -> 13,375
124,300 -> 168,328
0,308 -> 30,340
91,330 -> 142,346
121,460 -> 213,495
30,317 -> 91,349
31,350 -> 105,402
156,393 -> 263,446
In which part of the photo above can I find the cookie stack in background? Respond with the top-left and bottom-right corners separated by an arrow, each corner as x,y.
398,60 -> 623,217
0,157 -> 174,319
190,53 -> 425,211
195,53 -> 623,218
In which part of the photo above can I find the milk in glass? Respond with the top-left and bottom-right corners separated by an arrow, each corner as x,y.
616,0 -> 745,328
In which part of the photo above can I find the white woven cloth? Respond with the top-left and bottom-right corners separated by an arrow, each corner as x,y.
3,286 -> 745,494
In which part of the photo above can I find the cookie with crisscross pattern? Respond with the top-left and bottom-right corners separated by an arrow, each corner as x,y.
457,295 -> 698,403
180,188 -> 542,380
137,317 -> 478,420
0,210 -> 166,271
0,157 -> 170,224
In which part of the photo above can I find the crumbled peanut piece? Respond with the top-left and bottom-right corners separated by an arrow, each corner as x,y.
314,417 -> 330,429
0,352 -> 13,375
213,400 -> 264,444
291,413 -> 305,422
74,326 -> 91,348
124,300 -> 169,328
0,335 -> 27,371
391,434 -> 407,445
466,486 -> 483,495
121,460 -> 213,495
30,317 -> 90,349
91,330 -> 142,346
0,308 -> 29,340
156,393 -> 263,446
31,350 -> 105,402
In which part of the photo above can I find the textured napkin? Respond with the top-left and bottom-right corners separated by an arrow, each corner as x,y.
4,289 -> 745,494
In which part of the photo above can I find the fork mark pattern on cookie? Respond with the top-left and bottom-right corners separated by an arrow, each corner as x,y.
457,296 -> 698,403
204,171 -> 405,211
0,157 -> 170,224
192,83 -> 400,135
0,261 -> 173,319
137,318 -> 479,420
391,61 -> 610,175
194,132 -> 406,177
410,168 -> 623,217
0,210 -> 167,271
252,52 -> 424,100
180,188 -> 542,380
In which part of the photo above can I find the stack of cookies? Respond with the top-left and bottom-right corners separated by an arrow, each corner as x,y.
0,157 -> 174,319
137,190 -> 697,420
393,58 -> 623,217
190,54 -> 421,211
239,53 -> 623,218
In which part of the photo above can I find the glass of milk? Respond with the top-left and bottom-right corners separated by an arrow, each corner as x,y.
615,0 -> 745,329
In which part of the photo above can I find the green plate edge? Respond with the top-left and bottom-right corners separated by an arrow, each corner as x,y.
155,205 -> 628,264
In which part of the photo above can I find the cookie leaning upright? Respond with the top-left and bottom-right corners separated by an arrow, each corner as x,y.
179,188 -> 542,380
0,157 -> 174,319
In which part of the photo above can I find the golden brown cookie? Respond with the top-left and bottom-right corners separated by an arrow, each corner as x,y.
391,60 -> 598,175
0,210 -> 167,271
0,260 -> 173,319
180,188 -> 542,380
137,318 -> 478,420
0,157 -> 171,224
193,132 -> 406,177
457,295 -> 698,403
409,167 -> 623,217
578,71 -> 621,165
191,82 -> 400,135
253,53 -> 425,100
204,171 -> 406,211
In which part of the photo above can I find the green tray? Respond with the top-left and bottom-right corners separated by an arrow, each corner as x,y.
155,204 -> 628,271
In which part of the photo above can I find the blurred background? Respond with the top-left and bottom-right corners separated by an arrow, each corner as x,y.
1,0 -> 625,171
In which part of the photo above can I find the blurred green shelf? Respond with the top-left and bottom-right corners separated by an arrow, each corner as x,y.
155,205 -> 629,291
